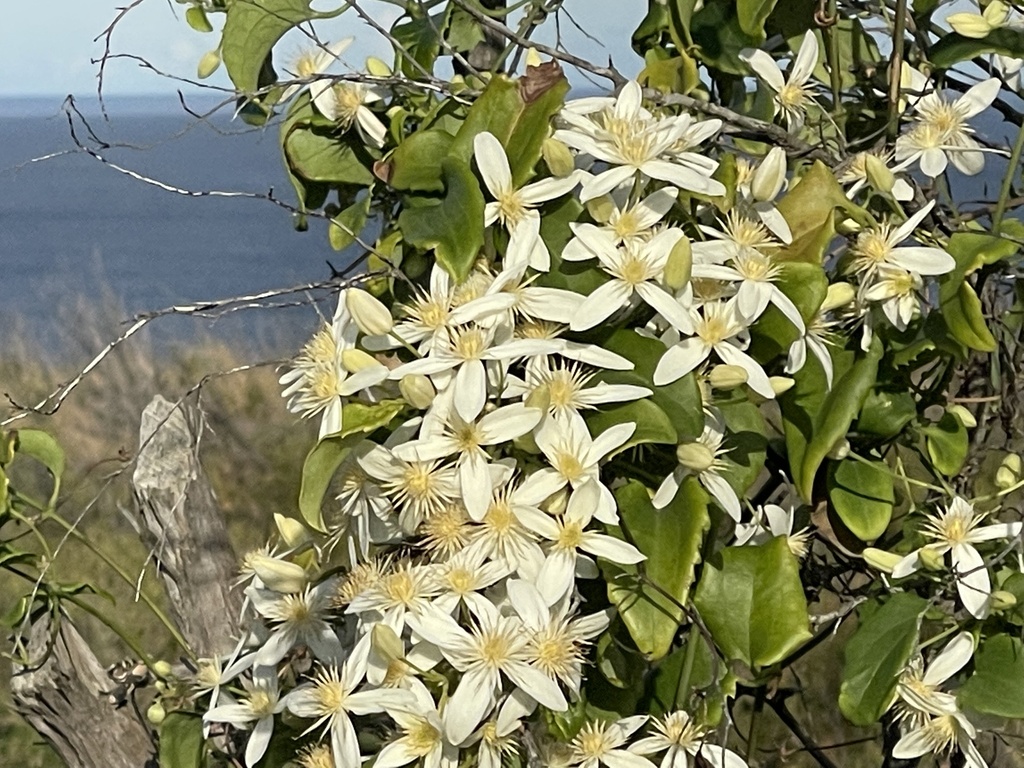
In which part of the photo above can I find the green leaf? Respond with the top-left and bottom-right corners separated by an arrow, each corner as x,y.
921,411 -> 969,477
585,400 -> 677,455
749,261 -> 828,359
839,593 -> 927,726
780,337 -> 883,501
159,711 -> 204,768
930,28 -> 1024,69
604,478 -> 710,660
959,634 -> 1024,718
691,0 -> 766,75
715,391 -> 768,498
392,12 -> 444,77
337,400 -> 405,439
776,162 -> 870,264
387,129 -> 455,192
535,197 -> 610,295
596,330 -> 704,441
856,389 -> 917,439
14,430 -> 65,480
329,194 -> 371,251
399,158 -> 485,283
944,282 -> 997,352
220,0 -> 343,93
185,6 -> 214,33
737,0 -> 779,36
284,127 -> 376,186
827,459 -> 894,542
693,536 -> 812,669
446,6 -> 486,52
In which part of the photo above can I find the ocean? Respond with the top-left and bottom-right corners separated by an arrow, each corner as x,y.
0,93 -> 1019,357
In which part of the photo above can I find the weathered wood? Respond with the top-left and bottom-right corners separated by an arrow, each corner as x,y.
10,613 -> 155,768
133,395 -> 241,658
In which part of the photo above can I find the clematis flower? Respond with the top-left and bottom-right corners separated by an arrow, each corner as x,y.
734,503 -> 812,558
373,678 -> 458,768
568,716 -> 654,768
204,666 -> 285,768
562,187 -> 679,261
281,39 -> 353,102
503,357 -> 651,419
740,31 -> 820,130
632,710 -> 749,768
313,77 -> 388,148
846,201 -> 955,281
734,147 -> 792,243
892,497 -> 1023,618
654,412 -> 740,520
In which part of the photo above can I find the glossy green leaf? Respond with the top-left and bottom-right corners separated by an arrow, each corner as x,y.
691,0 -> 766,75
693,536 -> 812,669
596,330 -> 704,441
715,391 -> 768,497
536,197 -> 610,295
827,459 -> 894,542
221,0 -> 343,93
921,411 -> 969,477
749,261 -> 828,358
839,593 -> 927,726
387,129 -> 455,192
159,711 -> 204,768
856,389 -> 916,439
446,7 -> 485,52
737,0 -> 779,36
284,127 -> 376,186
14,430 -> 65,480
338,400 -> 405,439
945,282 -> 997,352
776,162 -> 870,264
185,6 -> 214,33
958,634 -> 1024,718
392,12 -> 444,77
399,158 -> 485,282
604,478 -> 710,660
329,194 -> 371,251
930,28 -> 1024,69
780,337 -> 883,501
585,400 -> 677,455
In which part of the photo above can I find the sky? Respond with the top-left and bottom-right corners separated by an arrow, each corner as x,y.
0,1 -> 647,99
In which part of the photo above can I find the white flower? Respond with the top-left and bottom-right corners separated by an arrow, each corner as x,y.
562,188 -> 679,259
515,479 -> 646,604
563,227 -> 695,333
430,545 -> 510,617
281,39 -> 353,102
247,579 -> 344,667
554,81 -> 725,201
345,560 -> 439,633
892,497 -> 1023,618
734,503 -> 812,558
373,678 -> 458,768
846,201 -> 955,281
862,266 -> 925,331
895,77 -> 1002,177
786,309 -> 838,388
654,413 -> 740,520
407,601 -> 568,745
632,711 -> 748,768
529,411 -> 636,524
569,716 -> 654,768
313,76 -> 388,148
475,131 -> 580,272
503,357 -> 651,419
465,480 -> 546,572
358,446 -> 460,533
735,147 -> 792,243
740,31 -> 819,130
204,666 -> 284,768
653,300 -> 773,398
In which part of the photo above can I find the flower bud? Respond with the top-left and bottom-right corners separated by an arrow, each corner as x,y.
371,623 -> 405,664
399,374 -> 435,410
274,513 -> 311,549
585,195 -> 615,224
770,376 -> 795,396
249,553 -> 309,593
946,11 -> 995,38
837,218 -> 862,235
864,154 -> 895,193
542,488 -> 570,516
709,364 -> 748,390
197,49 -> 222,79
996,465 -> 1018,489
947,404 -> 977,428
863,547 -> 902,573
341,348 -> 379,373
365,56 -> 392,77
990,589 -> 1017,611
542,138 -> 576,178
525,385 -> 552,413
750,147 -> 787,202
827,437 -> 850,460
984,1 -> 1011,26
822,282 -> 856,312
152,660 -> 173,679
676,442 -> 715,473
918,547 -> 947,572
147,701 -> 167,725
346,288 -> 394,336
664,235 -> 693,291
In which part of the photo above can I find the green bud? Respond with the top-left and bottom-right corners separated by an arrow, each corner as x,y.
346,288 -> 394,336
152,660 -> 173,679
341,348 -> 379,374
827,437 -> 850,460
708,364 -> 748,390
371,623 -> 405,664
249,553 -> 308,593
864,154 -> 895,193
822,282 -> 856,312
525,385 -> 552,413
664,236 -> 693,291
274,513 -> 310,549
147,701 -> 167,726
585,195 -> 615,224
542,137 -> 576,178
399,374 -> 435,410
185,6 -> 214,33
750,147 -> 787,202
918,547 -> 947,572
990,589 -> 1017,611
863,547 -> 902,573
365,56 -> 392,77
996,465 -> 1019,490
770,376 -> 795,396
947,404 -> 976,429
197,49 -> 221,79
676,442 -> 715,473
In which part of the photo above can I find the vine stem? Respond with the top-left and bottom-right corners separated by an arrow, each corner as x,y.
675,628 -> 700,710
746,687 -> 766,762
64,593 -> 157,670
992,121 -> 1024,236
886,0 -> 908,141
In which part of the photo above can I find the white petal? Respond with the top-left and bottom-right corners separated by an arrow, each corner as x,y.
503,661 -> 567,711
570,280 -> 633,331
580,165 -> 637,202
331,713 -> 361,768
702,472 -> 741,521
923,631 -> 974,686
454,360 -> 487,421
581,531 -> 646,564
652,468 -> 683,509
245,716 -> 274,768
520,173 -> 581,205
474,131 -> 512,198
952,542 -> 991,619
957,77 -> 1001,118
445,667 -> 498,745
636,282 -> 695,334
715,344 -> 774,399
791,30 -> 819,85
740,48 -> 785,92
653,338 -> 711,386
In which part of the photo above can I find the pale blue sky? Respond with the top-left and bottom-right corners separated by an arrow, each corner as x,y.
0,1 -> 648,97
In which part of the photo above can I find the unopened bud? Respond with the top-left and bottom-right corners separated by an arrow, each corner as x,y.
249,553 -> 309,593
147,701 -> 167,725
948,405 -> 977,428
152,660 -> 173,679
864,154 -> 895,193
371,623 -> 405,664
346,288 -> 394,336
770,376 -> 795,396
677,442 -> 715,473
827,437 -> 850,460
709,364 -> 748,390
664,236 -> 693,291
542,138 -> 576,178
985,0 -> 1011,26
365,56 -> 392,77
274,513 -> 310,549
995,454 -> 1022,489
750,147 -> 787,202
863,547 -> 902,573
837,218 -> 862,235
990,589 -> 1017,611
399,374 -> 435,410
918,547 -> 947,572
341,348 -> 379,374
542,488 -> 570,516
946,11 -> 995,38
585,195 -> 615,224
197,49 -> 222,79
822,282 -> 856,312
